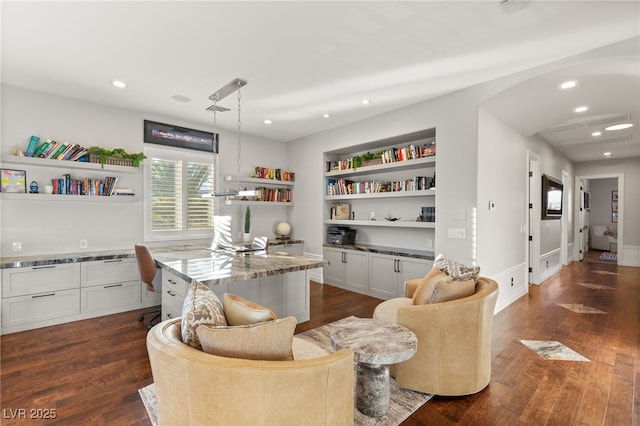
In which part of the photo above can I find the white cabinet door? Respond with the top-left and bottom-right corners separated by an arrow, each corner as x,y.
283,270 -> 309,323
368,254 -> 399,299
2,263 -> 80,297
228,278 -> 260,303
398,258 -> 432,296
81,279 -> 141,313
343,250 -> 369,291
2,289 -> 80,328
322,248 -> 345,286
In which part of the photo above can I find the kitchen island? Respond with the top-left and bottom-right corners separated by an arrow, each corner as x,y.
150,245 -> 325,323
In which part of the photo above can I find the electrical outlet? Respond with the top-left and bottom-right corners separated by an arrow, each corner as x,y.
80,240 -> 88,249
12,242 -> 22,252
447,228 -> 467,239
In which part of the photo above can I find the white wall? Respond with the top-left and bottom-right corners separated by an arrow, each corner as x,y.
0,85 -> 289,256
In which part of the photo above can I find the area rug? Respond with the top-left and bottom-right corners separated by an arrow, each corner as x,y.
139,316 -> 432,426
599,251 -> 617,261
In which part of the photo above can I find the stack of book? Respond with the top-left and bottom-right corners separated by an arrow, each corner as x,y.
28,137 -> 89,161
51,174 -> 119,196
326,176 -> 431,196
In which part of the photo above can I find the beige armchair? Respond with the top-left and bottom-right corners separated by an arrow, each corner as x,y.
373,277 -> 498,396
147,318 -> 354,426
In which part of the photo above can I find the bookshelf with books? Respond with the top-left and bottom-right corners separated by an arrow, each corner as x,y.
322,128 -> 437,299
0,155 -> 139,201
223,172 -> 295,206
323,128 -> 436,231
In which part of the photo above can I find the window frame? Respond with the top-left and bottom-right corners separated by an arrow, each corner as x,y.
143,145 -> 217,242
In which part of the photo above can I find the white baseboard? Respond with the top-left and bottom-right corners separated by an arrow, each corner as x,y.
488,263 -> 528,314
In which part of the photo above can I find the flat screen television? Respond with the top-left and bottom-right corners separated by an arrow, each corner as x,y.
542,174 -> 563,220
144,120 -> 218,153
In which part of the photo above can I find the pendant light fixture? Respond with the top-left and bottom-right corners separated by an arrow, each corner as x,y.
203,78 -> 256,198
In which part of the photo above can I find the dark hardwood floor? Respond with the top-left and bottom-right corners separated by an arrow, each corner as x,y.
1,252 -> 637,425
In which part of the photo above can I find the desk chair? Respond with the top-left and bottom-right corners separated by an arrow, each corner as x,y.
135,244 -> 162,330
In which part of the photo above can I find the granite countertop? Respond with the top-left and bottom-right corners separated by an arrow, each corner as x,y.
322,243 -> 434,260
0,239 -> 305,269
150,244 -> 325,287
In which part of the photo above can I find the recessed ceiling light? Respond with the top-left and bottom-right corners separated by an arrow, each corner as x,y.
323,113 -> 330,118
560,80 -> 577,89
603,152 -> 612,157
361,99 -> 371,105
112,80 -> 126,89
171,94 -> 191,102
605,123 -> 634,131
574,106 -> 588,113
263,119 -> 273,125
592,131 -> 602,137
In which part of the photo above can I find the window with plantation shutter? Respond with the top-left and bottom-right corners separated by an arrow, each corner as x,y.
144,148 -> 215,240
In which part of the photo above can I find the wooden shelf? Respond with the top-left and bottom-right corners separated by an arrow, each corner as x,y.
1,155 -> 139,174
324,219 -> 435,229
325,189 -> 435,201
324,155 -> 435,178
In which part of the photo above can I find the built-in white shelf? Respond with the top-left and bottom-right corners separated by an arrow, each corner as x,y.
325,189 -> 435,201
1,155 -> 139,174
0,193 -> 138,202
324,219 -> 435,229
324,155 -> 436,178
224,200 -> 294,207
224,175 -> 295,187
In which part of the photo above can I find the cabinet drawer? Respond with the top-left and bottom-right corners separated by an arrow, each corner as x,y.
2,289 -> 80,327
163,270 -> 188,297
162,307 -> 180,322
81,258 -> 139,287
81,279 -> 141,314
2,263 -> 81,297
163,287 -> 185,314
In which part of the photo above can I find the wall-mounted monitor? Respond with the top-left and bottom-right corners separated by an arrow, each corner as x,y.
144,120 -> 218,153
542,174 -> 563,220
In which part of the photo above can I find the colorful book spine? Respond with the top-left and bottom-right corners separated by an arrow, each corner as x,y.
25,135 -> 40,157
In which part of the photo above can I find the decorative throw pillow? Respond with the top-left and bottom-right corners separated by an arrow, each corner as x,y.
181,279 -> 227,349
433,253 -> 480,281
412,269 -> 450,305
223,293 -> 277,326
196,316 -> 297,361
430,278 -> 476,304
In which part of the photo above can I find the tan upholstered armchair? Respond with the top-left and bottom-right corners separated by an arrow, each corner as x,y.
373,277 -> 498,396
146,318 -> 354,426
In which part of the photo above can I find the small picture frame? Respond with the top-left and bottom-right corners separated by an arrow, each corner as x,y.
612,190 -> 618,201
0,169 -> 27,193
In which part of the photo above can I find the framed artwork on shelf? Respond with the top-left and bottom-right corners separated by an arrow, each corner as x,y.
1,169 -> 27,193
612,190 -> 618,201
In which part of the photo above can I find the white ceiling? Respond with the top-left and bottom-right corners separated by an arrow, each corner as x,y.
2,1 -> 639,163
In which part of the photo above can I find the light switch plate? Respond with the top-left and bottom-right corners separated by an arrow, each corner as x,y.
447,228 -> 467,239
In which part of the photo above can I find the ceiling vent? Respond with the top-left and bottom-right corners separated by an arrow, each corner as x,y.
539,113 -> 631,135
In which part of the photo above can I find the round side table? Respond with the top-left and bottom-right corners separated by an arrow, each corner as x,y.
330,317 -> 417,417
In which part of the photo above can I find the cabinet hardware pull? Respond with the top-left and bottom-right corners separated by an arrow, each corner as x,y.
168,279 -> 177,285
32,293 -> 56,298
32,265 -> 56,270
167,313 -> 173,319
104,259 -> 123,263
167,290 -> 176,297
104,284 -> 123,288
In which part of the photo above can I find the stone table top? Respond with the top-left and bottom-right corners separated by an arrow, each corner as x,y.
330,317 -> 417,365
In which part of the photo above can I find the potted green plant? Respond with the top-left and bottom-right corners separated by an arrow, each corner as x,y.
243,206 -> 251,242
86,147 -> 146,168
